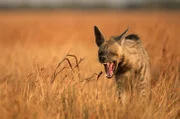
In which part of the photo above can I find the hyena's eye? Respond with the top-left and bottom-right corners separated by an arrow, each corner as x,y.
110,52 -> 118,56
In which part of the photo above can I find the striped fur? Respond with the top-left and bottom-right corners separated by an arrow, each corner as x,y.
94,26 -> 151,105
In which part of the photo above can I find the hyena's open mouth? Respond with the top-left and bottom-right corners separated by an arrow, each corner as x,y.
103,61 -> 116,78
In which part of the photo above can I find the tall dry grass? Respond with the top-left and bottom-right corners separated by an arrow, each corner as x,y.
0,10 -> 179,119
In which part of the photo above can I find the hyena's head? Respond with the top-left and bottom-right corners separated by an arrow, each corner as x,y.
94,26 -> 130,79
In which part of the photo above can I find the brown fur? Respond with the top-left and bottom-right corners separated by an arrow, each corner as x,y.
94,26 -> 151,105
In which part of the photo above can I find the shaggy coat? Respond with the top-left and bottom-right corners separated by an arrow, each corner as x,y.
94,26 -> 151,104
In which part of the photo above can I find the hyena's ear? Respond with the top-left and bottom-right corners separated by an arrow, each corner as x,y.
94,26 -> 105,47
115,27 -> 130,45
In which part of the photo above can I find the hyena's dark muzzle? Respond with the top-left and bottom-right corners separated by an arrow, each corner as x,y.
99,56 -> 106,63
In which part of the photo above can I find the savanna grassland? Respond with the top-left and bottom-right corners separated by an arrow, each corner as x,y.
0,10 -> 179,119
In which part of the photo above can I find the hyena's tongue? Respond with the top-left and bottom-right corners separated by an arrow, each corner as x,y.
105,62 -> 114,78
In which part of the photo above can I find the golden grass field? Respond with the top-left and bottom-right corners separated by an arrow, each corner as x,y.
0,10 -> 180,119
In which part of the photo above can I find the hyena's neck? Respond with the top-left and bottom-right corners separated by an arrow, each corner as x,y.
115,56 -> 132,77
115,41 -> 143,79
115,46 -> 136,78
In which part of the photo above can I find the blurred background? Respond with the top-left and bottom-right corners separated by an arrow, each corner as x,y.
0,0 -> 179,10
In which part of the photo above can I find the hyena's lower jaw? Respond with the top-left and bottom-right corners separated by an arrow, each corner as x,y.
105,74 -> 114,79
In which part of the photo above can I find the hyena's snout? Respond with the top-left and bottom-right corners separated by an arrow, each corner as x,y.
99,56 -> 106,63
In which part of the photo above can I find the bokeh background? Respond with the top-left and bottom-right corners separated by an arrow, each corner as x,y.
0,0 -> 180,9
0,1 -> 179,119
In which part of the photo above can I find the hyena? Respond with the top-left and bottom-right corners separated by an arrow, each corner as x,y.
94,26 -> 151,105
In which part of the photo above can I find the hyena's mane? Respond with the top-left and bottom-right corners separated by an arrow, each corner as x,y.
125,34 -> 140,41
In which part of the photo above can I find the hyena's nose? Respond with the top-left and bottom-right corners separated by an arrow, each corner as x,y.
99,56 -> 106,62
